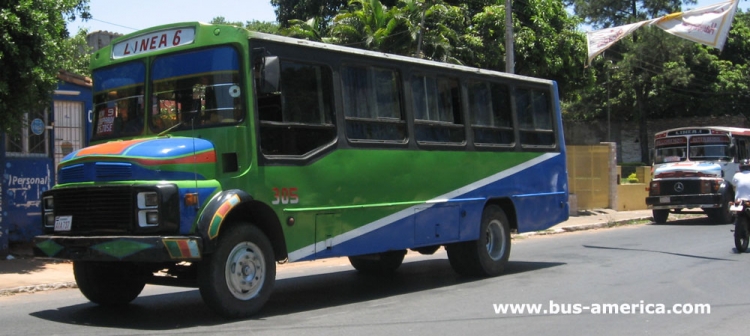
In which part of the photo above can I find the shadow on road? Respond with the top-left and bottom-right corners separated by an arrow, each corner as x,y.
29,258 -> 564,330
582,244 -> 736,261
649,214 -> 733,226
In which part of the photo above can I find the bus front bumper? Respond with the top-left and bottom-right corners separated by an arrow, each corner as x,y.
646,194 -> 723,210
33,235 -> 203,262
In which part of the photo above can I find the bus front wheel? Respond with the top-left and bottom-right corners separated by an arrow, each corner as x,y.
198,224 -> 276,319
73,261 -> 146,305
447,205 -> 511,277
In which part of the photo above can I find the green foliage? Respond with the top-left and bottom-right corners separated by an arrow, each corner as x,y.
626,173 -> 639,183
0,0 -> 90,131
210,17 -> 280,34
61,28 -> 93,77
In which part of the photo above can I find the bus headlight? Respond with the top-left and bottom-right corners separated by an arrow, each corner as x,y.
43,196 -> 54,228
43,196 -> 54,210
137,191 -> 159,227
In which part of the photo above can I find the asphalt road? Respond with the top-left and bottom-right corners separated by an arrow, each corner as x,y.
1,217 -> 748,335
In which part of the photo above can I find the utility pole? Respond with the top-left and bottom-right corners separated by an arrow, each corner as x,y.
504,0 -> 514,73
415,1 -> 428,58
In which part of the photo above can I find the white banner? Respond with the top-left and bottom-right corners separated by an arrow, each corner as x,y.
653,0 -> 738,50
586,20 -> 651,65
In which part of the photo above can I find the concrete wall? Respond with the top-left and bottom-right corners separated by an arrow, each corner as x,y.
564,115 -> 750,163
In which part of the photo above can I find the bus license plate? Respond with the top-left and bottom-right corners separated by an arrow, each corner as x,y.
54,216 -> 72,231
659,196 -> 670,203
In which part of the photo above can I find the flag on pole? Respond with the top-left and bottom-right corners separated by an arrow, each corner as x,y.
653,0 -> 739,50
586,20 -> 651,66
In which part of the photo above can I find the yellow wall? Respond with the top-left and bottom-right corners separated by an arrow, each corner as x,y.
616,183 -> 649,211
614,167 -> 651,211
565,144 -> 653,211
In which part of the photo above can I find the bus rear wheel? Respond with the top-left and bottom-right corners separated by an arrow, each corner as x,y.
198,224 -> 276,319
447,205 -> 511,277
349,250 -> 406,275
73,261 -> 146,305
652,209 -> 669,224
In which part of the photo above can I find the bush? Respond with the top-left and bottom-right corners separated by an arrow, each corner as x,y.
626,172 -> 639,183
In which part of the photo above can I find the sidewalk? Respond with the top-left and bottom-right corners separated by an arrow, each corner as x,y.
0,209 -> 655,296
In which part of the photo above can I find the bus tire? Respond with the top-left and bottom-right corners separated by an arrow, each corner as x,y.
348,250 -> 406,275
652,209 -> 669,224
73,261 -> 146,305
735,216 -> 749,253
709,192 -> 735,224
198,224 -> 275,319
446,205 -> 510,277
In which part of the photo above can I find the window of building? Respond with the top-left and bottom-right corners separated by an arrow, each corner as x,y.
6,110 -> 48,157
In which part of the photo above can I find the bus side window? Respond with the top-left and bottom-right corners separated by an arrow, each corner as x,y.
411,74 -> 465,144
341,65 -> 406,142
515,88 -> 555,147
258,60 -> 336,156
468,80 -> 514,147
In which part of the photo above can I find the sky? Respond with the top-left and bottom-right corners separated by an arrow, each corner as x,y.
67,0 -> 749,36
67,0 -> 277,34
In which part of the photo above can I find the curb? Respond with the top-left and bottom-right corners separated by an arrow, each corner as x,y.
515,216 -> 654,237
0,282 -> 78,297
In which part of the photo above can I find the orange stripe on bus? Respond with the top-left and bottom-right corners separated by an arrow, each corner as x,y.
76,139 -> 149,157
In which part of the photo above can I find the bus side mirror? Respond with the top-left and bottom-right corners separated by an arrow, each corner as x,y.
730,143 -> 737,158
649,148 -> 654,164
260,56 -> 280,94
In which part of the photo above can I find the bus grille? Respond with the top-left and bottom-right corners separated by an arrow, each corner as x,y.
51,186 -> 134,233
659,180 -> 702,195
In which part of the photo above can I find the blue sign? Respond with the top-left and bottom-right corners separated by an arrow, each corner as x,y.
30,118 -> 45,135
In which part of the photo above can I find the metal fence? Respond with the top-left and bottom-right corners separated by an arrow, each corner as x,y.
567,145 -> 612,209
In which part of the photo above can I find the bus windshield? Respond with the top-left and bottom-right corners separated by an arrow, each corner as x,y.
150,46 -> 243,133
92,62 -> 146,141
688,135 -> 732,161
653,137 -> 687,164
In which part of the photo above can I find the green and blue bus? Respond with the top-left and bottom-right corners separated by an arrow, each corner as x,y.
33,22 -> 569,318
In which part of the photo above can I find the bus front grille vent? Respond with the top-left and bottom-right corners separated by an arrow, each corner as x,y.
95,162 -> 133,181
51,186 -> 134,233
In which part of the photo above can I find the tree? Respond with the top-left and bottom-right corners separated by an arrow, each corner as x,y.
246,20 -> 281,34
569,0 -> 690,163
464,0 -> 589,98
329,0 -> 413,54
210,16 -> 280,34
0,0 -> 91,131
271,0 -> 398,34
60,28 -> 93,77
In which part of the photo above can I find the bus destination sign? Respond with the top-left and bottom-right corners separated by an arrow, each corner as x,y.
112,28 -> 195,59
666,129 -> 711,136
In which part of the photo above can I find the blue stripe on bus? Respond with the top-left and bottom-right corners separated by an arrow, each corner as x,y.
151,46 -> 239,81
93,62 -> 146,92
290,152 -> 568,262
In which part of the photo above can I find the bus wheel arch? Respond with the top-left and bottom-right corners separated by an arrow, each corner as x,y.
198,191 -> 287,261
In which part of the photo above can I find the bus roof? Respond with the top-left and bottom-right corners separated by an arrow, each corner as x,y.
247,30 -> 555,86
656,126 -> 750,137
102,21 -> 555,87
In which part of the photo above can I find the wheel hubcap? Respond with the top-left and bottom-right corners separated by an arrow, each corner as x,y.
225,241 -> 265,300
485,219 -> 506,261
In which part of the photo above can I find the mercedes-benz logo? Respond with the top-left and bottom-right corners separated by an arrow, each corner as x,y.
674,182 -> 685,193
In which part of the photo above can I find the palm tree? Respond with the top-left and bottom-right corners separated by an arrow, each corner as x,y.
330,0 -> 413,54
